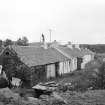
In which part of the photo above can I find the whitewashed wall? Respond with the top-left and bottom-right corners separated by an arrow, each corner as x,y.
70,58 -> 77,71
59,61 -> 71,75
46,64 -> 56,79
81,54 -> 94,69
46,58 -> 78,78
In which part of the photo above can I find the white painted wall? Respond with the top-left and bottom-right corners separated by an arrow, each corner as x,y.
11,77 -> 21,87
70,58 -> 77,71
81,54 -> 94,69
59,61 -> 71,75
0,65 -> 2,74
58,59 -> 77,76
46,64 -> 55,78
46,59 -> 78,78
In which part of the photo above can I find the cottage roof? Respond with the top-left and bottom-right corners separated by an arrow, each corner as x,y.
10,46 -> 69,67
55,46 -> 83,58
55,46 -> 94,58
29,42 -> 43,47
80,48 -> 95,55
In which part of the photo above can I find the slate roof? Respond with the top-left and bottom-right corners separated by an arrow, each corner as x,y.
55,46 -> 94,58
10,46 -> 69,67
80,48 -> 95,55
55,46 -> 83,58
29,42 -> 43,47
29,42 -> 59,47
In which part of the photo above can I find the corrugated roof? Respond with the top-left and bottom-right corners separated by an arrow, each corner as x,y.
11,46 -> 69,67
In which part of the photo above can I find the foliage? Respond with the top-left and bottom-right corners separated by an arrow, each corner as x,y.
0,77 -> 8,88
57,60 -> 105,92
4,61 -> 17,81
85,59 -> 103,70
95,62 -> 105,89
0,36 -> 29,47
15,64 -> 31,87
3,58 -> 31,87
61,90 -> 105,105
0,40 -> 3,47
80,44 -> 105,53
16,36 -> 29,46
73,60 -> 105,91
4,39 -> 13,47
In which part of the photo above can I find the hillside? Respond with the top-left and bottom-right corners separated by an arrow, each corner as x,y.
80,44 -> 105,53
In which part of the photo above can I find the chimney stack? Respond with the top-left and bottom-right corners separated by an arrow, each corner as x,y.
74,44 -> 80,49
50,40 -> 59,48
41,33 -> 48,49
42,33 -> 45,43
67,41 -> 73,49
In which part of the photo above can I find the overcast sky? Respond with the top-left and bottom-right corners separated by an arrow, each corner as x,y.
0,0 -> 105,44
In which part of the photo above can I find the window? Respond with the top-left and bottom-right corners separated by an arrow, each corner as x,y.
5,52 -> 9,56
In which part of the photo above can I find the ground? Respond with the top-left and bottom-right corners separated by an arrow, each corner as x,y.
60,90 -> 105,105
0,69 -> 105,105
1,88 -> 105,105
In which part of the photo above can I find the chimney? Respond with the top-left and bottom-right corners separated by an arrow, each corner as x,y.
41,41 -> 48,49
42,33 -> 45,43
74,44 -> 80,49
40,34 -> 48,49
50,40 -> 59,48
43,42 -> 48,49
67,41 -> 73,49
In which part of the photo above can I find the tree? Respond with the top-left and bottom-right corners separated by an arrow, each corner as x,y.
22,36 -> 29,46
16,38 -> 23,46
16,36 -> 29,46
4,39 -> 13,47
0,40 -> 3,47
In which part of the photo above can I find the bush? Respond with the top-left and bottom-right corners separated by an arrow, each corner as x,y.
0,77 -> 8,88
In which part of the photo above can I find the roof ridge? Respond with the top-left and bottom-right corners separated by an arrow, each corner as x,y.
15,46 -> 41,48
53,47 -> 72,59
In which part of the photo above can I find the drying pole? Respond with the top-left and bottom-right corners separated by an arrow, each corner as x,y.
49,29 -> 52,42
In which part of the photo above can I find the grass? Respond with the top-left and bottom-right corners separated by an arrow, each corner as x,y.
44,70 -> 83,84
60,90 -> 105,105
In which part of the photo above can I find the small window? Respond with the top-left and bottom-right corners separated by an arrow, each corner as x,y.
5,52 -> 9,56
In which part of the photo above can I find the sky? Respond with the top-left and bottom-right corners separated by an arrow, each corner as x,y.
0,0 -> 105,44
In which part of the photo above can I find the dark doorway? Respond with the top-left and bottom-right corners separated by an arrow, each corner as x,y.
77,57 -> 83,70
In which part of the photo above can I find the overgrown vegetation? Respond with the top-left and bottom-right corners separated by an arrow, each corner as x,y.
1,59 -> 105,105
15,64 -> 31,88
81,44 -> 105,53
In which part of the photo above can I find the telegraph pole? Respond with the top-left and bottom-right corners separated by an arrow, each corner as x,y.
49,29 -> 52,42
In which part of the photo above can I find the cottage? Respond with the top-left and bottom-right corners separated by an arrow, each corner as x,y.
70,44 -> 94,70
0,43 -> 94,88
54,46 -> 81,71
52,43 -> 94,70
0,45 -> 72,87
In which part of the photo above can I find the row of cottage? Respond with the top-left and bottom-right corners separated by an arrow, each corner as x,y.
0,42 -> 95,87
